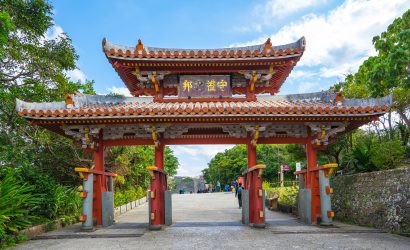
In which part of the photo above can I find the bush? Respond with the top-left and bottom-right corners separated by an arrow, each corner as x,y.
52,185 -> 82,218
265,186 -> 299,206
370,140 -> 405,170
114,187 -> 146,207
0,174 -> 40,241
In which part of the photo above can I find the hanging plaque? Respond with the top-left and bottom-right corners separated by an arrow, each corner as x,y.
178,75 -> 231,98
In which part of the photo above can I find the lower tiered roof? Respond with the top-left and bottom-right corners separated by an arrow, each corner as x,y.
16,91 -> 392,147
17,91 -> 391,121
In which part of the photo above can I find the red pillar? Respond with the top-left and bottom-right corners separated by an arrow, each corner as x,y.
306,142 -> 320,224
247,142 -> 264,227
247,142 -> 257,167
150,143 -> 166,229
155,143 -> 164,170
93,133 -> 106,226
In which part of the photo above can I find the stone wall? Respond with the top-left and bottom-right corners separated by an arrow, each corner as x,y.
331,167 -> 410,233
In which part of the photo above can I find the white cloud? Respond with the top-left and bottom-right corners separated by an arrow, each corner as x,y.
255,0 -> 327,19
46,25 -> 65,40
298,82 -> 320,93
67,68 -> 86,83
288,69 -> 317,80
234,0 -> 410,80
106,86 -> 132,97
45,24 -> 87,84
272,0 -> 409,69
172,145 -> 201,157
233,24 -> 263,33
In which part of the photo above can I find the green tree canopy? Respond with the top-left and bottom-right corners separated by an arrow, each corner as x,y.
202,144 -> 310,185
336,9 -> 410,130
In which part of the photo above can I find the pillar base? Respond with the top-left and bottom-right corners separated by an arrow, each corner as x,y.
320,222 -> 334,227
250,223 -> 266,229
80,227 -> 96,232
149,224 -> 163,231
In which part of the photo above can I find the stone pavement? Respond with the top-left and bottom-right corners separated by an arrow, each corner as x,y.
15,192 -> 410,250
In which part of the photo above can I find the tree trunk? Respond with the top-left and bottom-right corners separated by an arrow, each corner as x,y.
397,108 -> 410,132
388,111 -> 394,140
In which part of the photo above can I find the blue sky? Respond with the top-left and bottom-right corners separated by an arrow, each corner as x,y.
49,0 -> 409,177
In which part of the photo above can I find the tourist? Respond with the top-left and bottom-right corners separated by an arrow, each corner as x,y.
217,181 -> 221,192
237,183 -> 243,208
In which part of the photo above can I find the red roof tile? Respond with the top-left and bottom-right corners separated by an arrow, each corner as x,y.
16,91 -> 392,120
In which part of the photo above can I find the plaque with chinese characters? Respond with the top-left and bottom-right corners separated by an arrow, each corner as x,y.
178,75 -> 231,98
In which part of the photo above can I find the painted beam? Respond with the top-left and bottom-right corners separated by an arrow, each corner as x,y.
103,136 -> 310,147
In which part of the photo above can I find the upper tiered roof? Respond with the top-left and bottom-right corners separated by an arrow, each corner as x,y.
102,37 -> 306,97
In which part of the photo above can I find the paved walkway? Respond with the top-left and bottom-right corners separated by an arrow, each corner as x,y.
16,192 -> 410,250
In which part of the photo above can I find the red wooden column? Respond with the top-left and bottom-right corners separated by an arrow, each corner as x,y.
246,142 -> 265,228
149,143 -> 166,230
93,132 -> 106,226
306,142 -> 320,224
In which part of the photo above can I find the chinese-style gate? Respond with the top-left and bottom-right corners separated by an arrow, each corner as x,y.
16,36 -> 392,230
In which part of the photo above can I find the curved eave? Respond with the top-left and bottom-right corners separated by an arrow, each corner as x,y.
102,37 -> 306,61
16,91 -> 393,121
105,52 -> 303,61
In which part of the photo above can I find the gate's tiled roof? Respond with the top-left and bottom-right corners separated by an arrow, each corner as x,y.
103,37 -> 306,60
16,91 -> 392,120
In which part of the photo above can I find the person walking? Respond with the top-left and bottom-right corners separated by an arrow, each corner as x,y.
234,180 -> 239,197
237,183 -> 243,208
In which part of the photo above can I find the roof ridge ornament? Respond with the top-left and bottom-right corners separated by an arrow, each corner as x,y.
264,38 -> 272,52
136,39 -> 144,54
334,92 -> 344,106
65,94 -> 74,108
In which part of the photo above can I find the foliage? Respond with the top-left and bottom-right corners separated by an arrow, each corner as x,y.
265,186 -> 299,206
106,145 -> 178,206
203,145 -> 247,185
330,10 -> 410,173
262,181 -> 271,190
0,174 -> 40,240
0,11 -> 14,58
327,129 -> 407,174
203,144 -> 318,185
114,186 -> 145,207
51,185 -> 82,218
0,233 -> 27,249
369,140 -> 405,170
335,9 -> 410,133
0,0 -> 95,186
0,0 -> 178,244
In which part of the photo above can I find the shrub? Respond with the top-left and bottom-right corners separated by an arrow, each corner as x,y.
114,187 -> 147,207
262,181 -> 271,190
370,140 -> 405,170
265,186 -> 299,206
52,186 -> 82,218
0,174 -> 40,240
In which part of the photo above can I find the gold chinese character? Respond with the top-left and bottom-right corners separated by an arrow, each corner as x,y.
217,79 -> 228,91
183,80 -> 193,92
207,80 -> 216,92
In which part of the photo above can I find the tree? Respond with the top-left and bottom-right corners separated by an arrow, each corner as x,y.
0,11 -> 14,58
202,144 -> 307,185
338,9 -> 410,131
0,0 -> 97,184
164,147 -> 179,177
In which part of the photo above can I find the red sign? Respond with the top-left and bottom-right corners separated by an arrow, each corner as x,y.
179,75 -> 231,98
283,165 -> 289,171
